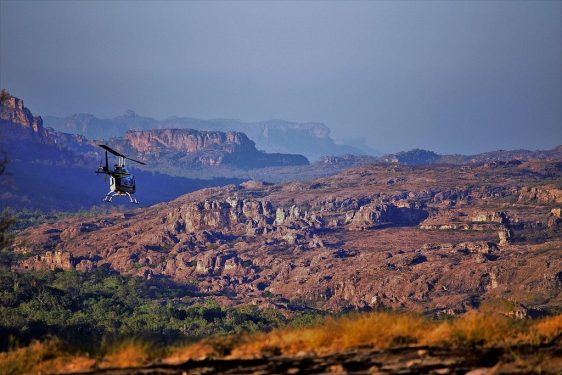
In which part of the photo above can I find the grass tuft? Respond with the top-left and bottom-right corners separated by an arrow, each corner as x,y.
98,338 -> 153,369
0,339 -> 61,375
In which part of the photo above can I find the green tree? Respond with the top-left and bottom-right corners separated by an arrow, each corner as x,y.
0,142 -> 15,267
0,88 -> 10,105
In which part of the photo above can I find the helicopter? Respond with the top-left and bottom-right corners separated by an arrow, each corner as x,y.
96,144 -> 146,204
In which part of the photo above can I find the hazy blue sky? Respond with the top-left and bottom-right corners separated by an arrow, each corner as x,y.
1,1 -> 560,154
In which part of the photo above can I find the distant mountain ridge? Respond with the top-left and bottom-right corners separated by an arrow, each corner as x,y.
382,147 -> 562,165
44,111 -> 367,160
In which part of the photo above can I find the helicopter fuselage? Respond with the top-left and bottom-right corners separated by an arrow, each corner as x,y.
109,172 -> 136,194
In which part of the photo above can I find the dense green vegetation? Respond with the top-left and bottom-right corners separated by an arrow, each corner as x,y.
0,266 -> 321,352
0,211 -> 16,263
393,149 -> 441,165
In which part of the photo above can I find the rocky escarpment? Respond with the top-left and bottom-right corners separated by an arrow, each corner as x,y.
14,158 -> 562,315
0,92 -> 87,150
165,196 -> 426,236
0,92 -> 97,162
123,129 -> 256,155
518,185 -> 562,205
106,128 -> 309,170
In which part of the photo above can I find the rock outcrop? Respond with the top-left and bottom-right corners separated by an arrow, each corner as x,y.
7,94 -> 562,314
519,186 -> 562,205
124,129 -> 255,155
0,96 -> 44,140
1,94 -> 46,142
19,250 -> 75,271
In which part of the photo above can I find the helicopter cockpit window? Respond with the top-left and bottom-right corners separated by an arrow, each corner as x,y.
120,175 -> 135,187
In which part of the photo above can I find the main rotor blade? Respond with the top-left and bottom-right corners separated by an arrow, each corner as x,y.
98,144 -> 146,165
98,144 -> 124,157
125,156 -> 146,165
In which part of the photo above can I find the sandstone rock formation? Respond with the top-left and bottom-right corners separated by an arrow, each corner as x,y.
105,128 -> 309,170
0,95 -> 45,140
19,250 -> 74,271
519,185 -> 562,205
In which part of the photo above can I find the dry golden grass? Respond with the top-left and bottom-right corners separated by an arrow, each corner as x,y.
163,341 -> 218,365
433,310 -> 518,346
0,339 -> 94,375
0,339 -> 64,375
0,338 -> 152,374
32,355 -> 96,374
226,312 -> 432,358
532,314 -> 562,343
165,311 -> 562,362
1,311 -> 561,374
98,338 -> 153,369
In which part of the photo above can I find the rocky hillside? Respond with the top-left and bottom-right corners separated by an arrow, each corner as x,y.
44,111 -> 366,160
14,157 -> 562,315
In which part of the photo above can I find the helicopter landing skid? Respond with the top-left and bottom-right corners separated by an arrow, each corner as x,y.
103,191 -> 139,204
126,192 -> 139,204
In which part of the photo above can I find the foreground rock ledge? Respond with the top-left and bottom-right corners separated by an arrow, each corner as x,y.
74,344 -> 562,374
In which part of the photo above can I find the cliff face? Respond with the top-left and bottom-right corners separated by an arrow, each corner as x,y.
0,95 -> 46,141
107,128 -> 309,170
124,129 -> 255,154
